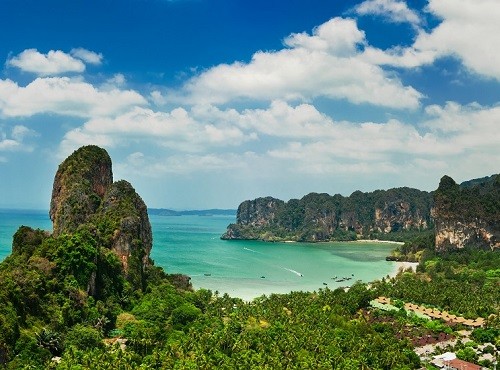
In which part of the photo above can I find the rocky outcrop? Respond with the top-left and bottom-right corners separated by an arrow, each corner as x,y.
50,145 -> 113,236
237,197 -> 285,227
222,188 -> 433,242
224,174 -> 500,251
49,145 -> 153,292
222,197 -> 285,240
433,175 -> 499,251
374,200 -> 429,233
97,180 -> 152,289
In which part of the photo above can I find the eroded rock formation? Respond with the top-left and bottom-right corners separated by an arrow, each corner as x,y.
222,188 -> 433,242
49,145 -> 152,291
50,145 -> 113,236
97,180 -> 152,288
433,175 -> 499,251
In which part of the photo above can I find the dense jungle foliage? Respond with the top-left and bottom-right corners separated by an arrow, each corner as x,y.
1,226 -> 499,369
434,174 -> 500,226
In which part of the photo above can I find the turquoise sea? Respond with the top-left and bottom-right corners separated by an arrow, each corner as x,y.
0,209 -> 398,300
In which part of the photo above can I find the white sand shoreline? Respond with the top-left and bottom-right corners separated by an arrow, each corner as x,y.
355,239 -> 404,245
391,261 -> 418,277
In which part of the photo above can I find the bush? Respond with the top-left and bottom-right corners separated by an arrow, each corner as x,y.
64,324 -> 103,351
456,347 -> 478,363
171,303 -> 201,329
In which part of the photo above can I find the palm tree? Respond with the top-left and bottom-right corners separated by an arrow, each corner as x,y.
36,327 -> 61,356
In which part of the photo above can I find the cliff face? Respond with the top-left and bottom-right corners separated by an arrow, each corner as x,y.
237,197 -> 285,227
433,175 -> 499,251
97,180 -> 152,289
373,200 -> 429,233
50,145 -> 113,236
222,188 -> 433,242
222,197 -> 285,239
49,145 -> 152,292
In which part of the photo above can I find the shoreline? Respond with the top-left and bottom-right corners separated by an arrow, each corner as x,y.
355,239 -> 404,245
279,239 -> 405,245
391,261 -> 418,278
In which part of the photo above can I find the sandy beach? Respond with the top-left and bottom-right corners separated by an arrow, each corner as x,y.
355,239 -> 404,245
391,261 -> 419,277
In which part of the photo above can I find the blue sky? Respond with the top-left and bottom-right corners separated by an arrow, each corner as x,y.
0,0 -> 499,210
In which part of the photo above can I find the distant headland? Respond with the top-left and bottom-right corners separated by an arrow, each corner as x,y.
222,174 -> 500,254
149,208 -> 236,217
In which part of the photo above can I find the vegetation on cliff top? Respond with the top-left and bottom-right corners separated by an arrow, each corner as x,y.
223,187 -> 434,243
49,145 -> 113,237
224,174 -> 500,261
435,174 -> 500,225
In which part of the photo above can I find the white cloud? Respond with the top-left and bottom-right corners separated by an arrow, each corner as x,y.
284,17 -> 366,55
70,48 -> 103,65
361,45 -> 437,68
424,101 -> 500,149
168,17 -> 422,109
106,74 -> 126,86
0,77 -> 147,118
11,125 -> 37,141
192,100 -> 335,139
58,99 -> 500,180
267,101 -> 500,176
354,0 -> 421,26
0,125 -> 36,154
6,49 -> 86,76
59,105 -> 257,156
361,0 -> 500,80
0,138 -> 20,151
415,0 -> 500,80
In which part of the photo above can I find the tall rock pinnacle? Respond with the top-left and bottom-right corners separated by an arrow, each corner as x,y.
50,145 -> 113,236
49,145 -> 152,291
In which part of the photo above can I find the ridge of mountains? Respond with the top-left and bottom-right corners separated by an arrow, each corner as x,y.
222,174 -> 500,251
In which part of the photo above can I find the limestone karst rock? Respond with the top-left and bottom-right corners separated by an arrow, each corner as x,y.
49,145 -> 152,291
222,188 -> 433,242
50,145 -> 113,236
433,174 -> 499,251
97,180 -> 152,289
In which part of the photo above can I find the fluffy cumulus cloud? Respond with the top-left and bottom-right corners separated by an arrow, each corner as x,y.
271,101 -> 500,177
168,17 -> 422,109
354,0 -> 421,26
361,0 -> 500,79
6,49 -> 86,76
70,48 -> 103,65
424,102 -> 500,147
58,97 -> 500,180
0,77 -> 147,118
59,105 -> 258,157
415,0 -> 500,80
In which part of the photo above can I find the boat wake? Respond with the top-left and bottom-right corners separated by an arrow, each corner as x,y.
282,267 -> 303,277
243,247 -> 264,254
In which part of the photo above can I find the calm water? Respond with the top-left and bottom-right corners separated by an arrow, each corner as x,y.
0,210 -> 398,300
0,209 -> 53,258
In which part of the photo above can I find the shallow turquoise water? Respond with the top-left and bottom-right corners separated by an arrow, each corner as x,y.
0,209 -> 53,258
0,211 -> 398,300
